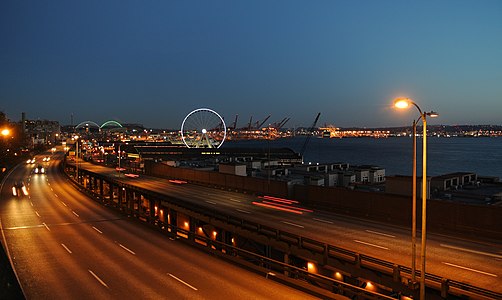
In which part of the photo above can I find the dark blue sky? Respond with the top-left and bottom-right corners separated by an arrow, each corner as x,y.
1,1 -> 501,129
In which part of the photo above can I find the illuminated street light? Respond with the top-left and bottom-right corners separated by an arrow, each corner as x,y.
74,136 -> 80,182
394,97 -> 438,300
1,128 -> 10,137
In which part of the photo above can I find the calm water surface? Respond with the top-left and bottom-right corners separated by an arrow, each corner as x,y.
224,137 -> 502,179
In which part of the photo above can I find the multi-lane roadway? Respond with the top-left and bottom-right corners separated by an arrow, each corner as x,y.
80,158 -> 502,295
0,154 -> 319,299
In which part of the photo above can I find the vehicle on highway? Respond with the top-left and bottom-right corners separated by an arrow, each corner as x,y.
12,181 -> 28,197
34,165 -> 45,174
42,156 -> 51,162
26,158 -> 36,164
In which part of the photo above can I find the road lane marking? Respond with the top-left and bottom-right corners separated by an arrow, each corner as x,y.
61,201 -> 67,207
72,211 -> 79,217
88,270 -> 109,288
119,243 -> 136,255
61,243 -> 72,254
30,201 -> 33,206
236,209 -> 251,214
50,188 -> 53,191
35,211 -> 40,218
442,262 -> 497,277
440,244 -> 502,259
205,200 -> 217,205
281,221 -> 305,228
54,194 -> 58,198
168,273 -> 198,291
313,218 -> 333,224
365,230 -> 396,238
354,240 -> 389,250
229,198 -> 241,203
92,226 -> 103,234
42,222 -> 51,231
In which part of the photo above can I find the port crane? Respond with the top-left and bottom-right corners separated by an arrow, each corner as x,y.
272,117 -> 290,130
300,112 -> 321,158
256,115 -> 271,129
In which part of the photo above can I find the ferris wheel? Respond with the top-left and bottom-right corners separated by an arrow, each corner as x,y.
181,108 -> 227,148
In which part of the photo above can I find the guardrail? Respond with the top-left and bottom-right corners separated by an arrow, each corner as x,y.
177,225 -> 397,300
69,164 -> 502,300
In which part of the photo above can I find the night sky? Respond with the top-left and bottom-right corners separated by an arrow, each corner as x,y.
1,1 -> 501,129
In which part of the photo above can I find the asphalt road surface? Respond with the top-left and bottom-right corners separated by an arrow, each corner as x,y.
0,155 -> 320,299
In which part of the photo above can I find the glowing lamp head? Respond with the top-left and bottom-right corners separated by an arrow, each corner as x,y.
428,111 -> 439,118
394,98 -> 411,109
1,128 -> 10,136
202,128 -> 207,134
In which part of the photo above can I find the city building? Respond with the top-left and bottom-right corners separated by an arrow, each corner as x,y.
23,115 -> 61,148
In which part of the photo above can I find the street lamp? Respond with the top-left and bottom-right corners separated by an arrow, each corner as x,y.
1,128 -> 10,137
74,135 -> 80,182
118,143 -> 121,177
394,97 -> 438,300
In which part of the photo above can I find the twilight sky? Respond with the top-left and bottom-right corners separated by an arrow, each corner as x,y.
1,0 -> 501,129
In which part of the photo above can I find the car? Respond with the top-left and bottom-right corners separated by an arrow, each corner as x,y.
42,156 -> 51,162
34,165 -> 45,174
12,181 -> 28,197
26,158 -> 35,164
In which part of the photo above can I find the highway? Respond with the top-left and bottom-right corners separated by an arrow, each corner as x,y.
80,159 -> 502,294
0,154 -> 319,299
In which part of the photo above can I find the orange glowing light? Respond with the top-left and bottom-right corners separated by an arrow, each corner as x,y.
184,221 -> 189,228
364,281 -> 376,291
307,262 -> 316,273
169,179 -> 187,184
261,200 -> 313,213
1,128 -> 10,137
334,272 -> 343,281
252,201 -> 303,214
260,195 -> 299,204
394,98 -> 410,109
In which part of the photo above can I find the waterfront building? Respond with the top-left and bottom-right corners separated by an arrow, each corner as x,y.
430,172 -> 478,192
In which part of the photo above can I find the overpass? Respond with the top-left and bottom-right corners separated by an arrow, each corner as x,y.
65,159 -> 502,299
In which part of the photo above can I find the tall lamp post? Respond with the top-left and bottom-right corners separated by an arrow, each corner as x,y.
394,98 -> 438,300
74,136 -> 79,182
1,128 -> 11,155
118,143 -> 121,177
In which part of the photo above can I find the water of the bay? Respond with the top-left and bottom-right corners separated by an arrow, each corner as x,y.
224,136 -> 502,179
